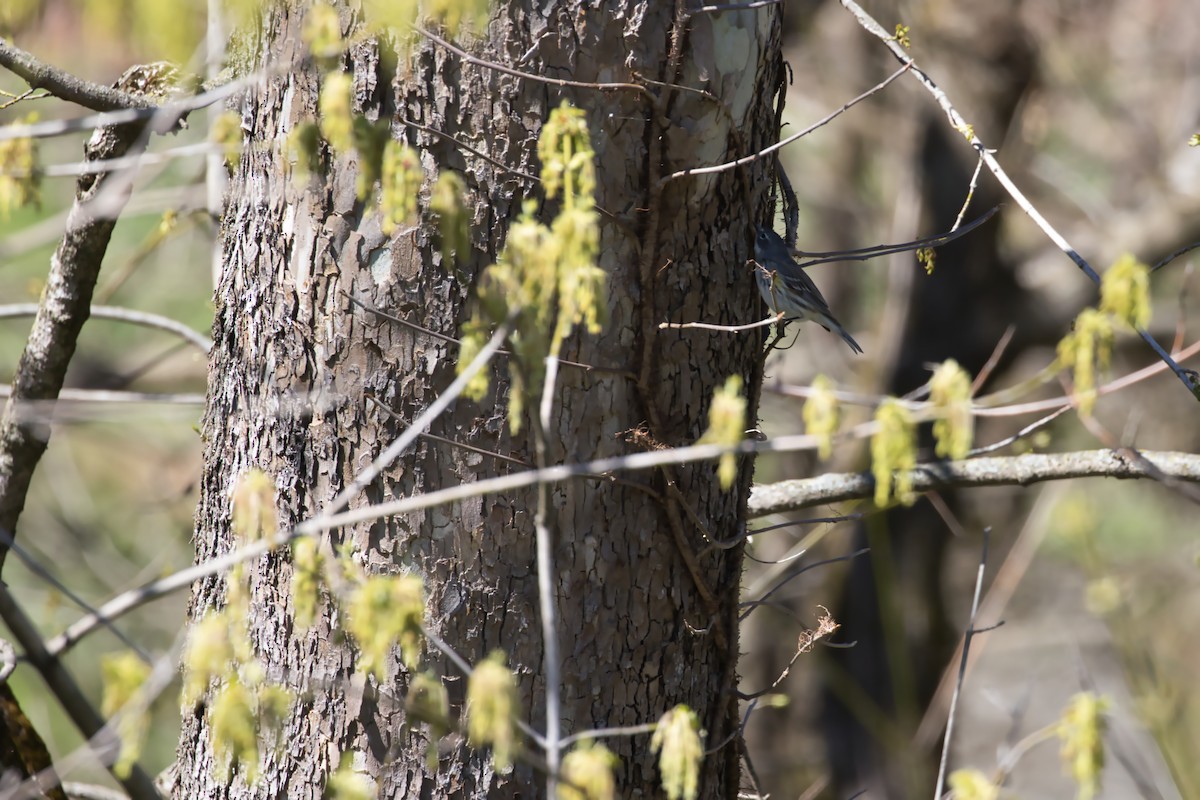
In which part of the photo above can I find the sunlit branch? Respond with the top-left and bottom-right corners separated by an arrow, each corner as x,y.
0,38 -> 152,112
838,0 -> 1199,396
0,303 -> 212,353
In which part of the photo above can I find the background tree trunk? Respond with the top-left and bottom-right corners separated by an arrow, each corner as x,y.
176,2 -> 783,797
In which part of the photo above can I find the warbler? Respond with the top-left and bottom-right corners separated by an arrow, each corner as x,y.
753,226 -> 863,354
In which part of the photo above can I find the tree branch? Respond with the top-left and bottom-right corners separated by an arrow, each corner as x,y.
0,119 -> 147,570
748,449 -> 1200,516
837,0 -> 1200,399
0,101 -> 160,797
0,38 -> 152,112
0,585 -> 161,800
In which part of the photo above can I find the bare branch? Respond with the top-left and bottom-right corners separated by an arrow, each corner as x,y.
0,117 -> 148,571
934,529 -> 994,799
49,439 -> 1200,660
748,449 -> 1200,516
0,303 -> 211,353
419,26 -> 652,100
534,353 -> 563,793
0,585 -> 161,799
837,0 -> 1200,398
0,38 -> 152,112
660,62 -> 911,184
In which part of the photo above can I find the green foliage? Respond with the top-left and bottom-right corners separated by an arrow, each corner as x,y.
0,114 -> 40,217
929,360 -> 973,459
359,0 -> 489,41
302,1 -> 344,68
211,110 -> 243,169
539,102 -> 596,205
101,652 -> 151,778
379,140 -> 422,231
916,246 -> 936,274
0,0 -> 40,32
345,573 -> 426,679
210,681 -> 258,780
551,207 -> 606,346
1057,308 -> 1114,416
326,755 -> 374,800
290,537 -> 323,630
870,399 -> 917,506
182,611 -> 236,707
458,317 -> 493,401
431,170 -> 469,265
318,72 -> 355,155
802,374 -> 840,460
351,115 -> 391,200
200,657 -> 294,781
101,651 -> 149,717
80,0 -> 204,63
1055,253 -> 1151,413
947,768 -> 999,800
231,468 -> 278,544
287,121 -> 323,181
457,101 -> 604,433
651,706 -> 703,800
1099,253 -> 1151,331
558,739 -> 620,800
1058,692 -> 1109,800
466,651 -> 520,773
407,671 -> 451,770
420,0 -> 490,35
182,529 -> 295,782
698,375 -> 746,490
893,23 -> 911,47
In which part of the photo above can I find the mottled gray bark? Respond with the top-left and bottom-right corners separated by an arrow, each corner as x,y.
178,3 -> 782,797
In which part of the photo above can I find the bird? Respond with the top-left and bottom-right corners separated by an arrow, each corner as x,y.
753,225 -> 863,354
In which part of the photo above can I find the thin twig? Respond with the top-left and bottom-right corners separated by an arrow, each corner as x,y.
0,585 -> 161,800
1150,241 -> 1200,272
316,320 -> 512,521
0,527 -> 150,662
34,141 -> 222,178
345,292 -> 634,378
838,0 -> 1199,396
399,115 -> 539,182
0,74 -> 250,143
738,550 -> 869,621
0,38 -> 153,112
788,206 -> 998,262
966,406 -> 1070,456
558,722 -> 659,748
687,0 -> 783,14
661,63 -> 911,183
419,26 -> 652,100
969,325 -> 1016,396
934,529 -> 993,799
534,353 -> 563,794
747,449 -> 1200,517
952,153 -> 986,230
50,442 -> 1200,656
0,303 -> 211,353
660,315 -> 781,333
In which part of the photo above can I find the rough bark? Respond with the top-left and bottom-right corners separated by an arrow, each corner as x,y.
178,3 -> 782,797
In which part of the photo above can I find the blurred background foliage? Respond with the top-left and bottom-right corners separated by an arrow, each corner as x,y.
1,0 -> 1198,797
1,0 -> 218,783
748,0 -> 1200,797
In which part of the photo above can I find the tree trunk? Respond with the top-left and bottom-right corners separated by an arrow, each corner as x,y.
176,3 -> 783,797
